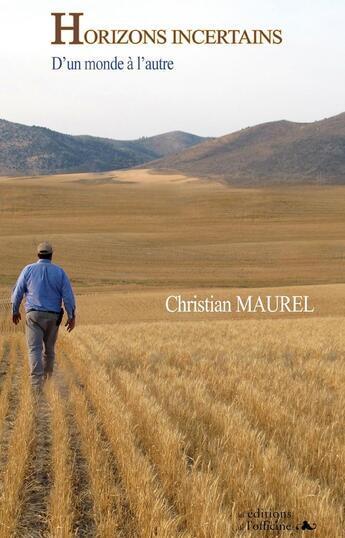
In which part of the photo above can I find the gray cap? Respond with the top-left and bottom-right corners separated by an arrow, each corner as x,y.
37,241 -> 53,255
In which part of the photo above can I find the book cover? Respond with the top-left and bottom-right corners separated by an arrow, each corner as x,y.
0,1 -> 344,537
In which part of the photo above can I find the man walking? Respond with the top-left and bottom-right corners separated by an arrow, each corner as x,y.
11,242 -> 76,390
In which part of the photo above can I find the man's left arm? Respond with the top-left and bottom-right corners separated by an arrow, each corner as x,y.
61,270 -> 76,332
11,268 -> 27,324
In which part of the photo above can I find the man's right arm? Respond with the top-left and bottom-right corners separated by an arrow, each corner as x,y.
11,267 -> 27,324
11,268 -> 27,314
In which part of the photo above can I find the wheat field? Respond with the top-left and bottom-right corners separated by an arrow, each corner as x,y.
0,310 -> 344,537
0,170 -> 344,537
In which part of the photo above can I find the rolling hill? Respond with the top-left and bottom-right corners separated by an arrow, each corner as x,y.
144,112 -> 345,185
1,113 -> 345,183
0,119 -> 209,176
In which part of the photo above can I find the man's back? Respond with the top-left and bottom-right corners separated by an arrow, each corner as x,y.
12,258 -> 75,318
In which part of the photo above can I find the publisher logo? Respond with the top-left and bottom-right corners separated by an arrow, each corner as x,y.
296,520 -> 317,531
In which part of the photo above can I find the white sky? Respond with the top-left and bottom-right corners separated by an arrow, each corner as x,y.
0,0 -> 344,139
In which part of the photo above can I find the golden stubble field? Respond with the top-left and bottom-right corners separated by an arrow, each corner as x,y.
0,169 -> 344,537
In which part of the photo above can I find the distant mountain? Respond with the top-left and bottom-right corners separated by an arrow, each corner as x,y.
143,112 -> 345,184
3,114 -> 345,183
0,119 -> 209,176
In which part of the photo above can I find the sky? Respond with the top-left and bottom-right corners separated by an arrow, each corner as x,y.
0,0 -> 344,139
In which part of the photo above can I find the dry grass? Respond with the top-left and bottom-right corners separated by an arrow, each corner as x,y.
61,364 -> 123,537
0,300 -> 343,537
61,336 -> 185,538
57,318 -> 345,537
0,339 -> 17,440
0,337 -> 34,537
112,368 -> 233,537
46,380 -> 74,537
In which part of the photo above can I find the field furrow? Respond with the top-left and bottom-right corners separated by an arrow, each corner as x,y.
0,337 -> 10,372
111,367 -> 233,538
0,337 -> 34,538
0,339 -> 18,444
58,358 -> 128,538
46,379 -> 74,538
47,363 -> 101,538
61,335 -> 188,538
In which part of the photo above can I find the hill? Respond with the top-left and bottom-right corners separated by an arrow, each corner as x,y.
0,119 -> 209,176
143,112 -> 345,184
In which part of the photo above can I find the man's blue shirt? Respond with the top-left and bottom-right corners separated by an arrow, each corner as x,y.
11,259 -> 76,318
